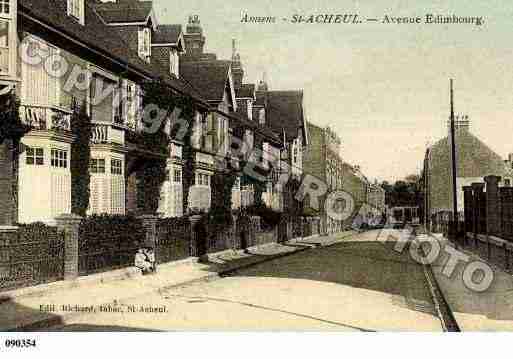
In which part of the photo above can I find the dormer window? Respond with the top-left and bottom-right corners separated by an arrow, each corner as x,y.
138,27 -> 151,63
67,0 -> 85,25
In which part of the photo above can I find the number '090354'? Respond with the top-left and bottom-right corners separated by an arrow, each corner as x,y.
4,339 -> 37,348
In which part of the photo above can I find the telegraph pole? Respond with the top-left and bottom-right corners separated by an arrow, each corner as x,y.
449,79 -> 458,245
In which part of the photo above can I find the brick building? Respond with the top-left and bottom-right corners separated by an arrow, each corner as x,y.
303,122 -> 345,234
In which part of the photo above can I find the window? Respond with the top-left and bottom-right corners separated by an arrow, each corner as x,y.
0,0 -> 9,15
114,83 -> 124,125
0,20 -> 8,73
138,28 -> 151,62
26,147 -> 44,166
51,149 -> 68,168
124,81 -> 136,128
169,50 -> 179,77
111,159 -> 123,175
233,177 -> 240,190
200,114 -> 208,149
67,0 -> 84,24
90,158 -> 105,174
173,169 -> 182,183
196,173 -> 210,186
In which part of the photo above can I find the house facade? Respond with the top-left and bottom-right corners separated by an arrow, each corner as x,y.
423,118 -> 510,225
0,0 -> 302,226
8,0 -> 219,224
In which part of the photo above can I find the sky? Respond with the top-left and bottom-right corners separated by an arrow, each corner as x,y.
154,0 -> 513,183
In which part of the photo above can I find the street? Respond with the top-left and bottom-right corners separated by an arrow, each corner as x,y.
50,230 -> 442,331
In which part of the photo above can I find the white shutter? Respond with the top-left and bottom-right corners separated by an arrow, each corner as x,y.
138,29 -> 144,58
21,37 -> 60,107
111,173 -> 125,215
133,84 -> 143,131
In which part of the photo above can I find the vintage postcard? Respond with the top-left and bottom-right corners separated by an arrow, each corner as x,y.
0,0 -> 512,352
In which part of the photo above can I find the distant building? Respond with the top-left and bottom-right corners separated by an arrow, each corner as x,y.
341,163 -> 372,226
303,122 -> 345,234
423,117 -> 510,223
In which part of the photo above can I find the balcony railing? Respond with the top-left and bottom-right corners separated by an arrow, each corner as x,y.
195,152 -> 215,169
19,105 -> 71,131
91,124 -> 125,145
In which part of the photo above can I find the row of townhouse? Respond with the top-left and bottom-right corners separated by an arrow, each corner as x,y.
303,122 -> 382,233
0,0 -> 308,226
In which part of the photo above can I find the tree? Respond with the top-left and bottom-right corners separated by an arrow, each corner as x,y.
70,100 -> 92,216
381,174 -> 422,208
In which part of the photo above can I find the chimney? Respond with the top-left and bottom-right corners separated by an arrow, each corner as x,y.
256,71 -> 268,92
447,114 -> 470,133
183,15 -> 206,57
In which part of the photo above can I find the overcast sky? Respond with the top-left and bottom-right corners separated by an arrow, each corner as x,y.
154,0 -> 513,182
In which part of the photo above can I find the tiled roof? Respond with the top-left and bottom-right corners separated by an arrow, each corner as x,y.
227,111 -> 282,146
428,128 -> 507,212
266,91 -> 304,142
179,60 -> 231,102
94,0 -> 153,23
19,0 -> 207,104
236,83 -> 255,99
153,24 -> 182,44
20,0 -> 279,144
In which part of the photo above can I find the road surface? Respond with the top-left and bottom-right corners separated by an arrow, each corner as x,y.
51,229 -> 443,331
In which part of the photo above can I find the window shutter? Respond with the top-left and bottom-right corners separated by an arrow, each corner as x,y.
138,29 -> 144,57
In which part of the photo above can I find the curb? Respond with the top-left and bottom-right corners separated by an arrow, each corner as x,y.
418,233 -> 460,332
0,267 -> 143,303
6,232 -> 357,331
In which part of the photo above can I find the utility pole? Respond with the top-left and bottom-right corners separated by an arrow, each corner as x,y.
449,79 -> 458,246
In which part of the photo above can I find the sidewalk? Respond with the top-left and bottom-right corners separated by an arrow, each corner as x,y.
425,234 -> 513,331
0,231 -> 356,331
